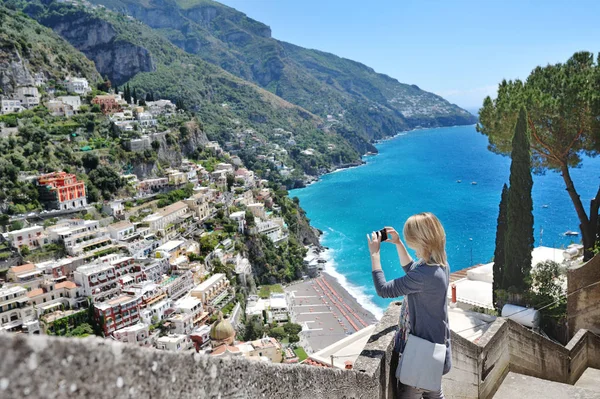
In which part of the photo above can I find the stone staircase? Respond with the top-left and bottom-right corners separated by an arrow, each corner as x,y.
493,368 -> 600,399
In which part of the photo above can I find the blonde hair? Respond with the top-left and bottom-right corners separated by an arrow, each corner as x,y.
403,212 -> 448,267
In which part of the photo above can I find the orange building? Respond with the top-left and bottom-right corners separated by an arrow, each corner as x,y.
92,95 -> 121,114
37,172 -> 87,210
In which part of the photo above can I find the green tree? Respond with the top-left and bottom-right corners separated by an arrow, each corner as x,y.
504,108 -> 534,292
10,220 -> 24,231
82,153 -> 99,170
283,322 -> 302,336
477,52 -> 600,260
20,245 -> 31,256
226,173 -> 235,192
132,88 -> 138,105
269,326 -> 286,340
124,84 -> 131,104
288,334 -> 300,343
493,184 -> 509,310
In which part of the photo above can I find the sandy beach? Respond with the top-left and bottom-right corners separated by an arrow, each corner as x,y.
285,272 -> 378,354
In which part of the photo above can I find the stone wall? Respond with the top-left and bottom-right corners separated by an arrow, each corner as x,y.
0,332 -> 379,399
567,254 -> 600,338
1,300 -> 599,399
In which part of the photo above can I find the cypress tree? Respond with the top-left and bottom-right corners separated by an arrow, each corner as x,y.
132,88 -> 138,105
146,92 -> 152,102
114,84 -> 119,95
493,183 -> 509,310
504,107 -> 534,292
124,84 -> 131,104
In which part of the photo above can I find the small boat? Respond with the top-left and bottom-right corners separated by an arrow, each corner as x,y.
456,180 -> 462,183
471,182 -> 478,185
542,205 -> 549,208
564,231 -> 579,236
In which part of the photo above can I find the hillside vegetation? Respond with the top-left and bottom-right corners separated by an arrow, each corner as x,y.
0,5 -> 100,94
8,0 -> 362,179
88,0 -> 477,141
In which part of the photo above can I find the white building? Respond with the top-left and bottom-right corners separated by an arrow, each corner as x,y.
136,112 -> 157,127
156,334 -> 193,352
6,225 -> 47,250
229,211 -> 246,234
65,77 -> 90,95
246,293 -> 289,323
140,297 -> 172,325
168,312 -> 194,335
48,220 -> 111,256
74,262 -> 120,302
113,323 -> 152,346
102,200 -> 125,217
159,271 -> 194,300
108,221 -> 135,241
1,98 -> 23,114
0,286 -> 35,333
57,96 -> 81,111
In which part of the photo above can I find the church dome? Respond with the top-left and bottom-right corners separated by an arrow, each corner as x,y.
210,312 -> 235,346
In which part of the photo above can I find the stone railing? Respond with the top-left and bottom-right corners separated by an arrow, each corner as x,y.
1,299 -> 599,398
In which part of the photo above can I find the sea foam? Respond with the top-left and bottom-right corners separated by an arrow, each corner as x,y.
321,246 -> 384,320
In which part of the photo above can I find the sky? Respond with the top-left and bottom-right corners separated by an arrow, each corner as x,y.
218,0 -> 600,110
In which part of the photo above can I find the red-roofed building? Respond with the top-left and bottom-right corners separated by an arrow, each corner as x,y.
37,172 -> 87,210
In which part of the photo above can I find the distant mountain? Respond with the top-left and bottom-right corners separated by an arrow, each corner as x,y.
0,5 -> 100,95
10,0 -> 363,178
87,0 -> 477,141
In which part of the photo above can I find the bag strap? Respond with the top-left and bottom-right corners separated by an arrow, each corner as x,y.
444,265 -> 450,345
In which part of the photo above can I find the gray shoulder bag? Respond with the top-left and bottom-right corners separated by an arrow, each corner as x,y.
396,265 -> 449,392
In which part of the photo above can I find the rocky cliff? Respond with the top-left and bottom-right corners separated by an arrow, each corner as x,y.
0,6 -> 100,95
38,11 -> 155,84
89,0 -> 477,141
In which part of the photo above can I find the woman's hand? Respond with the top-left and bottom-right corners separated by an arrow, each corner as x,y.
367,231 -> 382,256
385,226 -> 401,245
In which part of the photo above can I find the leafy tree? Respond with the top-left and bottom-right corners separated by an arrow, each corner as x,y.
82,153 -> 99,170
493,184 -> 508,310
288,334 -> 300,343
244,315 -> 264,341
504,108 -> 534,292
477,52 -> 600,260
20,245 -> 31,256
269,326 -> 286,340
10,220 -> 24,231
91,104 -> 101,113
283,322 -> 302,336
89,166 -> 124,199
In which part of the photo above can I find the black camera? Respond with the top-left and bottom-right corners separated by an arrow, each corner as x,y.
378,228 -> 388,242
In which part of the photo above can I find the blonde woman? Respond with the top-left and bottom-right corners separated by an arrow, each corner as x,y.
367,212 -> 451,399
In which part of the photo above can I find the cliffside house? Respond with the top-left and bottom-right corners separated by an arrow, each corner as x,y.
0,98 -> 23,114
64,77 -> 91,95
14,86 -> 40,108
37,172 -> 87,211
92,95 -> 121,115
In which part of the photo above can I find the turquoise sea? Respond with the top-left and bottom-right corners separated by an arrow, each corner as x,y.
290,125 -> 600,319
